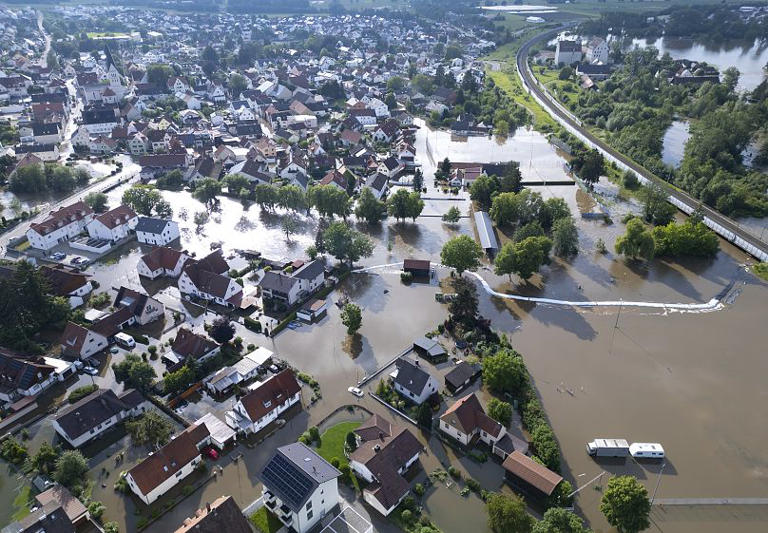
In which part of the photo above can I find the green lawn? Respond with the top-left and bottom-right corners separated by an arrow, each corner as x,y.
486,68 -> 557,131
314,421 -> 361,467
249,507 -> 282,533
12,486 -> 33,521
754,263 -> 768,281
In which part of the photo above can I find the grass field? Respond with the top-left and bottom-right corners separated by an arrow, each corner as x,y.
314,421 -> 360,467
487,67 -> 558,131
11,486 -> 32,522
249,507 -> 283,533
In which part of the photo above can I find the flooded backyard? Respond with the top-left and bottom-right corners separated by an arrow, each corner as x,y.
661,120 -> 690,168
2,120 -> 768,533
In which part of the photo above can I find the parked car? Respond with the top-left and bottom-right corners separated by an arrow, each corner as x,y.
204,447 -> 219,460
347,386 -> 364,398
82,366 -> 98,376
69,256 -> 85,265
51,252 -> 66,260
269,364 -> 279,373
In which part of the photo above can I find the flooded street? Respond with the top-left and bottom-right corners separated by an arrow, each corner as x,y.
4,120 -> 768,533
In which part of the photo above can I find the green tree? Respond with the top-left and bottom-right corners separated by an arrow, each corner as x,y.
9,164 -> 47,193
558,66 -> 573,80
651,220 -> 719,257
533,507 -> 591,533
223,173 -> 250,195
442,206 -> 461,224
112,353 -> 156,392
126,411 -> 173,450
228,73 -> 248,97
615,218 -> 655,260
163,365 -> 196,396
552,217 -> 579,257
642,184 -> 676,226
31,442 -> 60,474
495,237 -> 552,281
482,348 -> 529,398
340,303 -> 362,335
538,197 -> 571,231
122,185 -> 172,217
282,215 -> 298,242
322,221 -> 374,267
486,492 -> 533,533
487,398 -> 513,426
600,476 -> 651,533
387,76 -> 406,92
84,192 -> 108,212
513,221 -> 545,243
209,316 -> 235,344
387,189 -> 423,222
193,178 -> 221,208
0,437 -> 28,465
440,235 -> 483,275
254,184 -> 279,212
448,277 -> 479,326
531,424 -> 561,471
53,450 -> 88,489
355,187 -> 387,224
416,402 -> 433,428
277,184 -> 308,212
412,169 -> 423,192
103,522 -> 119,533
309,184 -> 351,219
575,149 -> 604,186
88,501 -> 106,520
470,174 -> 500,210
146,63 -> 175,87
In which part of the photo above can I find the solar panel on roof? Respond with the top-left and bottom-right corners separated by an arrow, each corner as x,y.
262,452 -> 314,511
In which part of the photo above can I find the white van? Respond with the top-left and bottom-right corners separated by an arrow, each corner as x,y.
630,443 -> 665,459
114,332 -> 136,349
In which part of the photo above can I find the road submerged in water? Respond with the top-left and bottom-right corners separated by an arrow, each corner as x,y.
353,262 -> 729,312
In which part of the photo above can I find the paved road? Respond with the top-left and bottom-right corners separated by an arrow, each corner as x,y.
36,10 -> 51,68
516,26 -> 768,262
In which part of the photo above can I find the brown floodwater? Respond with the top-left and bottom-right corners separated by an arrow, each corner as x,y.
4,124 -> 767,533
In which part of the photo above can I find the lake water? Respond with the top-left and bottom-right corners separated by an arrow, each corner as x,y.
631,37 -> 768,92
661,120 -> 690,168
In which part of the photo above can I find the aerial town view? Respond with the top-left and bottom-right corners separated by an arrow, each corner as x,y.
0,1 -> 766,532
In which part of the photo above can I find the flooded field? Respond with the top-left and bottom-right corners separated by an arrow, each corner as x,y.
661,120 -> 690,168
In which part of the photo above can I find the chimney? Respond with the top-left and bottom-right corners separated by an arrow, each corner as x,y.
206,502 -> 211,513
373,444 -> 381,453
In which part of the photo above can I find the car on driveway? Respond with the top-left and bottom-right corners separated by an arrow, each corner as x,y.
82,366 -> 98,376
69,256 -> 85,265
51,252 -> 66,261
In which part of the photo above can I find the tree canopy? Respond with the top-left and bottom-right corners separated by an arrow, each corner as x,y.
322,221 -> 374,267
122,185 -> 172,218
486,492 -> 533,533
600,476 -> 651,533
615,218 -> 655,260
441,235 -> 483,274
340,303 -> 362,335
387,189 -> 424,222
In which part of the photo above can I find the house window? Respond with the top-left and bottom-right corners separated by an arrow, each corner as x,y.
306,501 -> 312,511
306,510 -> 313,521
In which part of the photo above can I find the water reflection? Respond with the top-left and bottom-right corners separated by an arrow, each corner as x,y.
661,120 -> 691,168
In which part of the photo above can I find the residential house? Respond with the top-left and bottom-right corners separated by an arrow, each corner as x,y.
296,298 -> 328,323
60,321 -> 109,360
40,265 -> 93,308
126,423 -> 211,505
178,251 -> 242,308
372,119 -> 400,144
260,443 -> 341,533
412,336 -> 446,360
259,259 -> 325,306
439,393 -> 511,457
349,415 -> 423,516
174,495 -> 252,533
137,246 -> 189,279
135,217 -> 180,246
86,205 -> 138,242
162,328 -> 219,371
52,388 -> 148,448
225,369 -> 301,434
113,286 -> 165,326
13,143 -> 60,162
34,485 -> 89,529
26,202 -> 95,251
318,169 -> 347,191
226,158 -> 272,186
0,500 -> 75,533
377,156 -> 404,179
0,349 -> 73,402
391,358 -> 439,405
585,37 -> 609,64
364,172 -> 389,200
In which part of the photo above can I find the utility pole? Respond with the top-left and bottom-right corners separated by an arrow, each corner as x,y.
651,461 -> 666,504
609,299 -> 622,356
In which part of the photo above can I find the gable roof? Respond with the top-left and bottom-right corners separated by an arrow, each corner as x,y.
259,270 -> 299,293
39,265 -> 89,296
29,202 -> 93,236
261,443 -> 340,513
292,259 -> 325,281
445,361 -> 481,389
92,205 -> 136,229
127,423 -> 210,495
502,451 -> 563,496
0,348 -> 56,394
239,369 -> 301,423
439,393 -> 502,438
393,358 -> 433,396
54,388 -> 143,441
140,246 -> 186,272
171,328 -> 218,359
174,495 -> 252,533
135,216 -> 173,235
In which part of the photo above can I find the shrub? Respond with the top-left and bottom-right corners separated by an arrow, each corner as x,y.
466,478 -> 481,493
400,271 -> 413,284
244,316 -> 262,333
68,384 -> 98,403
413,483 -> 425,497
308,426 -> 320,442
460,487 -> 470,497
0,437 -> 28,465
331,457 -> 341,468
448,465 -> 461,479
88,501 -> 106,520
401,510 -> 414,524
